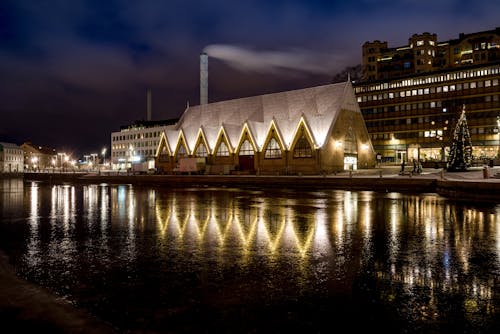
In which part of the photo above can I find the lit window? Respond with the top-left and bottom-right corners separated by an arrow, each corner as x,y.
293,135 -> 312,158
264,138 -> 282,159
239,140 -> 254,156
195,143 -> 207,157
216,142 -> 229,157
177,145 -> 187,158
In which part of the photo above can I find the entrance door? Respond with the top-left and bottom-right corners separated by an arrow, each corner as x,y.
238,156 -> 254,172
396,150 -> 406,164
343,155 -> 357,171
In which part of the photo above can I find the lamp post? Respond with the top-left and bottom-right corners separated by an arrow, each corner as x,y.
102,147 -> 107,169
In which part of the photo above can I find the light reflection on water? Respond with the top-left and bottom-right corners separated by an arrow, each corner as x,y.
0,179 -> 499,332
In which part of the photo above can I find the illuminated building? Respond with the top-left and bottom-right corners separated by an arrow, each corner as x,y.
0,142 -> 24,173
20,141 -> 57,171
362,27 -> 500,81
110,119 -> 178,171
354,60 -> 500,164
357,26 -> 500,164
156,80 -> 376,175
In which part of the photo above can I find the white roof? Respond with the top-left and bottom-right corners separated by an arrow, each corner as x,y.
169,81 -> 357,152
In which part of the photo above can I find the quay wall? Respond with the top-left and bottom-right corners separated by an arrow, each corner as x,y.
20,173 -> 500,202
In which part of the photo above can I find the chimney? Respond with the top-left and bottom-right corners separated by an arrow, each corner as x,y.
147,89 -> 152,121
200,52 -> 208,105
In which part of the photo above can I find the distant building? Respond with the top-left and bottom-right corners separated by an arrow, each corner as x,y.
155,81 -> 375,175
110,119 -> 178,170
0,142 -> 24,173
362,27 -> 500,81
20,141 -> 57,171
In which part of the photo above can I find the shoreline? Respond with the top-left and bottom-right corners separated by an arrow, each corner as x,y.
15,166 -> 500,203
0,250 -> 116,333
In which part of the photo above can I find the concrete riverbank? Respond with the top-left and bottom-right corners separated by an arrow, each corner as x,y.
21,166 -> 500,202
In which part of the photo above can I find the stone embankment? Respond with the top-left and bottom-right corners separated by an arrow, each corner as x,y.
21,166 -> 500,202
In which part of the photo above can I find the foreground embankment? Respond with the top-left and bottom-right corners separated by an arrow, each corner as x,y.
20,171 -> 500,202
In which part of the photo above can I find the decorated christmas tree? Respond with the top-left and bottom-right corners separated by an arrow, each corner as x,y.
447,104 -> 473,172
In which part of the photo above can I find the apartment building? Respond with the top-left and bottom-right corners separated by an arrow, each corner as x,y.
110,119 -> 178,170
363,27 -> 500,81
353,61 -> 500,164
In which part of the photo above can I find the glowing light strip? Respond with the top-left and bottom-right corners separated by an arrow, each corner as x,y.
236,123 -> 258,154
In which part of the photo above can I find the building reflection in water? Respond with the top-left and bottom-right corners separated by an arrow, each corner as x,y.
13,183 -> 499,324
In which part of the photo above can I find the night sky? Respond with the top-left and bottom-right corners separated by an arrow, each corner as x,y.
1,0 -> 499,157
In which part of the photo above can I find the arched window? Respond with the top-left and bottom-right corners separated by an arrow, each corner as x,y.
195,142 -> 207,157
216,141 -> 229,156
293,134 -> 312,158
265,138 -> 282,158
177,144 -> 187,159
239,140 -> 254,156
344,127 -> 357,154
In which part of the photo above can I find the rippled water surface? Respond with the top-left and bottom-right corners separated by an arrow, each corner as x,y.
1,178 -> 499,333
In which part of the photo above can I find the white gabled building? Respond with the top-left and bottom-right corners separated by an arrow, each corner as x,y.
156,80 -> 376,175
0,142 -> 24,173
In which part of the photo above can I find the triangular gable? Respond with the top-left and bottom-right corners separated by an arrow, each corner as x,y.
262,119 -> 286,152
193,128 -> 210,156
290,117 -> 316,151
174,131 -> 189,156
155,132 -> 172,156
214,126 -> 233,154
235,123 -> 258,154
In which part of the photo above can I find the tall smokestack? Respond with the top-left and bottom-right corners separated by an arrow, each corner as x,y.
200,52 -> 208,105
147,89 -> 152,121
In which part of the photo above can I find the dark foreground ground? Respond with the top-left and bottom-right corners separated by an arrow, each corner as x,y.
0,251 -> 116,333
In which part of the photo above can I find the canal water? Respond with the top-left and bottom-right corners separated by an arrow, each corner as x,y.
0,178 -> 499,333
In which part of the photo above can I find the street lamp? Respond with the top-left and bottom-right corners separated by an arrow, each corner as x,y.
102,147 -> 107,167
31,156 -> 38,171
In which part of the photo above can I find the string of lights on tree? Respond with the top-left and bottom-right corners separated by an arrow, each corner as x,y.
447,104 -> 473,172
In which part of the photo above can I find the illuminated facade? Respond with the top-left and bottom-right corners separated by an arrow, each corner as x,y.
156,81 -> 376,175
20,141 -> 57,171
110,119 -> 178,170
363,27 -> 500,81
0,142 -> 24,173
353,61 -> 500,164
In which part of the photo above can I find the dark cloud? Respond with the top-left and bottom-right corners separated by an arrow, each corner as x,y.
0,0 -> 498,156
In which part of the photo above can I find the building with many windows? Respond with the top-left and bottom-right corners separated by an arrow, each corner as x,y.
0,142 -> 24,173
363,27 -> 500,81
353,61 -> 500,165
110,119 -> 178,170
155,81 -> 375,175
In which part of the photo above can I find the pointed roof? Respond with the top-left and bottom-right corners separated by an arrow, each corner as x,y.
174,81 -> 353,150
